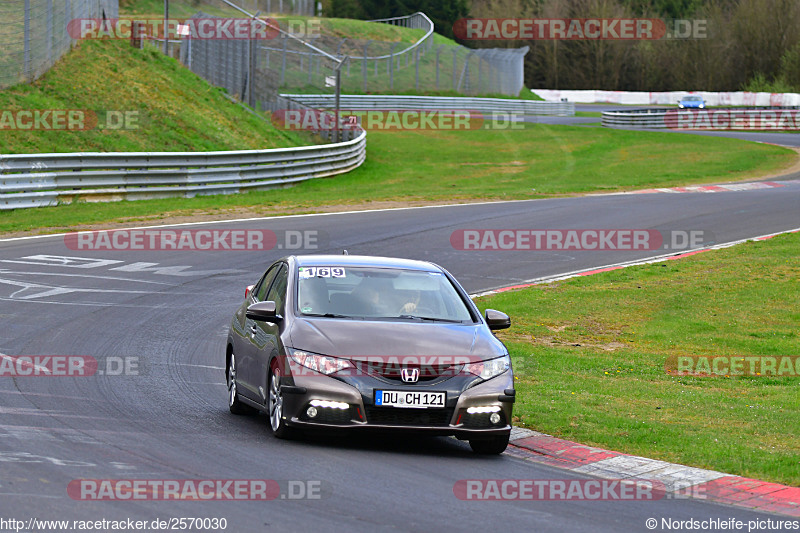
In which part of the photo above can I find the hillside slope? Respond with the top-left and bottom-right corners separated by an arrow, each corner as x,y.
0,39 -> 312,154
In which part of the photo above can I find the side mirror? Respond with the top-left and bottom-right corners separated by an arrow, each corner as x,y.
246,301 -> 281,322
485,309 -> 510,330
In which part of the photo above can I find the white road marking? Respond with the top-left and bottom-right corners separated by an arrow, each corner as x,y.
0,407 -> 112,420
0,268 -> 173,285
0,277 -> 154,300
1,255 -> 123,268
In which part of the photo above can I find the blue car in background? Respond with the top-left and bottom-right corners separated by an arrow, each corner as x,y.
678,95 -> 705,108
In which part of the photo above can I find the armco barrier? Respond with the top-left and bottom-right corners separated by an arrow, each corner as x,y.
0,131 -> 366,210
534,89 -> 800,107
281,94 -> 574,116
602,107 -> 800,129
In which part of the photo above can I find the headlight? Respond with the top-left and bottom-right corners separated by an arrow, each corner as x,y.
465,355 -> 511,381
288,349 -> 354,375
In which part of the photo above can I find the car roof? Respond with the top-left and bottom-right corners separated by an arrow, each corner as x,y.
292,254 -> 441,272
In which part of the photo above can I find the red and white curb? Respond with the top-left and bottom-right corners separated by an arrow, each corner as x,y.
472,226 -> 800,298
600,178 -> 800,195
631,181 -> 785,194
507,428 -> 800,517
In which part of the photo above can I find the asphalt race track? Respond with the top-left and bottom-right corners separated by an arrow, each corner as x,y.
0,173 -> 798,531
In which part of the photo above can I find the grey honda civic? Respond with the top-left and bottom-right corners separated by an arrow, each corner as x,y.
225,254 -> 515,454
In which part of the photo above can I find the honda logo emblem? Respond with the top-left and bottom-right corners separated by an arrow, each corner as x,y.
401,367 -> 420,383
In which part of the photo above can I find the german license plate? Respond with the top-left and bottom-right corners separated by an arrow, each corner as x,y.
374,390 -> 446,409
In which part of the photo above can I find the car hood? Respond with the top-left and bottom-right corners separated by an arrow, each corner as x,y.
288,317 -> 507,360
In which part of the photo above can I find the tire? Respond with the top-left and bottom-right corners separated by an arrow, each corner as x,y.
227,351 -> 253,415
469,434 -> 510,455
268,363 -> 294,439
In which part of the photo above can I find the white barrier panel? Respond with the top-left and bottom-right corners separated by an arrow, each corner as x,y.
602,108 -> 800,130
533,89 -> 800,106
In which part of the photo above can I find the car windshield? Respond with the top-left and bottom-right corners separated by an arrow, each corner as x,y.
684,96 -> 702,101
296,266 -> 475,322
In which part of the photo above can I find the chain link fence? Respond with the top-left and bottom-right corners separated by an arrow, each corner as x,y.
0,0 -> 118,90
175,10 -> 528,119
230,0 -> 316,16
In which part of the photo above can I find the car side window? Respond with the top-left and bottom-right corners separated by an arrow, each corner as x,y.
265,264 -> 289,315
254,264 -> 281,301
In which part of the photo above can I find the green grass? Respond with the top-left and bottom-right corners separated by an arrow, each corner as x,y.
473,232 -> 800,486
0,121 -> 793,234
0,39 -> 311,154
119,0 -> 243,18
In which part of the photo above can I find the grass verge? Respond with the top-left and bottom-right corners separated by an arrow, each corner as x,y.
0,120 -> 793,234
474,232 -> 800,485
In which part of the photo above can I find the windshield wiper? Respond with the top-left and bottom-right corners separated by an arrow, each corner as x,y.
303,312 -> 355,319
396,314 -> 464,323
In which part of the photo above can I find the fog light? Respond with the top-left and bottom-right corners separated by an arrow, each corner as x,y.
306,406 -> 318,418
489,412 -> 501,424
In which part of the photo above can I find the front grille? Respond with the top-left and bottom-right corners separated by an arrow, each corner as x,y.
365,406 -> 454,427
355,361 -> 460,384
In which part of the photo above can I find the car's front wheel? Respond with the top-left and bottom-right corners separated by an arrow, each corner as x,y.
268,362 -> 294,439
469,434 -> 509,455
227,351 -> 253,415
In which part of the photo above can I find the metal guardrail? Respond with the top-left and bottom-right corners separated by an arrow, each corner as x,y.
365,13 -> 435,60
281,94 -> 575,116
602,108 -> 671,128
602,107 -> 800,129
0,130 -> 366,210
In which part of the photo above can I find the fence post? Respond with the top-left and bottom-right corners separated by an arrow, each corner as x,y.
249,34 -> 256,108
415,45 -> 419,91
435,45 -> 444,90
307,42 -> 314,85
362,40 -> 371,92
280,33 -> 287,86
24,0 -> 31,81
389,43 -> 398,90
477,55 -> 482,94
452,49 -> 457,91
46,0 -> 53,68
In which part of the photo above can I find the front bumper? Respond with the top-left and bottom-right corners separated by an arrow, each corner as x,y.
280,358 -> 514,439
